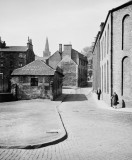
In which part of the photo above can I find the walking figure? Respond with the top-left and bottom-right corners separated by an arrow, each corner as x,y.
97,88 -> 101,100
111,92 -> 119,109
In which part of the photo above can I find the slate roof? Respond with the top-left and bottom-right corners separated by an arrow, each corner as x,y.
11,60 -> 56,76
0,46 -> 28,52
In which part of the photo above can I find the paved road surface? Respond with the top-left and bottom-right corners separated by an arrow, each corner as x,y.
0,99 -> 65,148
0,88 -> 132,160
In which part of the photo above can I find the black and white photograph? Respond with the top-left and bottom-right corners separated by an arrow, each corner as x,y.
0,0 -> 132,159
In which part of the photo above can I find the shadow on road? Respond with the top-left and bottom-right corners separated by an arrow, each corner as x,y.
63,94 -> 87,102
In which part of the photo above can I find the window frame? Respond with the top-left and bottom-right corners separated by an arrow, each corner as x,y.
31,77 -> 38,86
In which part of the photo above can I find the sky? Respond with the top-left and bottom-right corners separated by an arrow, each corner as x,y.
0,0 -> 129,57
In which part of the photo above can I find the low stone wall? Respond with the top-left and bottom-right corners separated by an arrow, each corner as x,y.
0,93 -> 13,102
16,84 -> 51,100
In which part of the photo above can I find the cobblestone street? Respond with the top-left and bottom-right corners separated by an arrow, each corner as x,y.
0,88 -> 132,160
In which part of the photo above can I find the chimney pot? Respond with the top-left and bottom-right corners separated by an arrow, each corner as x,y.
59,44 -> 62,53
100,22 -> 104,31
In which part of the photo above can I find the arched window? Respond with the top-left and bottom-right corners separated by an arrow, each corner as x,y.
105,32 -> 106,57
122,14 -> 131,50
107,25 -> 109,54
102,66 -> 103,92
107,61 -> 109,93
121,56 -> 128,96
104,63 -> 106,93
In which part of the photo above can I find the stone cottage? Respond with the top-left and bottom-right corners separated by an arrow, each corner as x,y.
47,44 -> 88,87
11,60 -> 63,100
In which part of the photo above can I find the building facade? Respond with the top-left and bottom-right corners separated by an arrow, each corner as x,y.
95,1 -> 132,108
0,37 -> 35,93
92,31 -> 101,91
11,60 -> 63,100
47,44 -> 88,87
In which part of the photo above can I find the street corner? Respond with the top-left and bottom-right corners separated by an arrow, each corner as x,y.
0,100 -> 67,149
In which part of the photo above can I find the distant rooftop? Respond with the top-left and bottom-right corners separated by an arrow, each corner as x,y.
0,46 -> 28,52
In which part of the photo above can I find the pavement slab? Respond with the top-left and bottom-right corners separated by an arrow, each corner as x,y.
0,98 -> 66,149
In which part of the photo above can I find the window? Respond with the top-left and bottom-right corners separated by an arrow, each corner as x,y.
19,53 -> 23,58
10,61 -> 13,67
107,25 -> 109,54
19,76 -> 24,83
107,61 -> 109,93
0,61 -> 4,67
122,14 -> 131,50
0,52 -> 4,57
102,66 -> 103,92
105,32 -> 106,57
31,77 -> 38,86
0,73 -> 3,79
19,62 -> 23,67
104,63 -> 106,93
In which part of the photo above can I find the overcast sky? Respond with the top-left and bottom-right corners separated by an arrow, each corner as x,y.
0,0 -> 129,56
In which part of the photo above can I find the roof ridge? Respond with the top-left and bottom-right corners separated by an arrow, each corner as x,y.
40,60 -> 56,72
48,50 -> 59,59
11,59 -> 56,76
57,56 -> 78,66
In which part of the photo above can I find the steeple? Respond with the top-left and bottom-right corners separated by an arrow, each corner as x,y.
43,37 -> 51,59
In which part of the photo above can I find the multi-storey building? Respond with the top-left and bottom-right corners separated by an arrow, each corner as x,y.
0,37 -> 35,93
92,29 -> 102,91
94,1 -> 132,108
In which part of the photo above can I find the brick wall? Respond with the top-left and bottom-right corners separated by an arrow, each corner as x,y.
100,13 -> 111,105
93,32 -> 101,91
112,4 -> 132,107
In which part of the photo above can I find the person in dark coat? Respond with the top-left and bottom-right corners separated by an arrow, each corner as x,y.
97,88 -> 101,100
111,92 -> 119,108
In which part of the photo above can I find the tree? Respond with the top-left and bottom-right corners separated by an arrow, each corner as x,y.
81,46 -> 92,58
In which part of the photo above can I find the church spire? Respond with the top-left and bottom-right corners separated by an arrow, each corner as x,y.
43,37 -> 51,59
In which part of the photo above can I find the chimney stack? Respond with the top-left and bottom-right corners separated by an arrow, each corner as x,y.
100,22 -> 104,31
27,37 -> 33,50
59,44 -> 62,53
59,44 -> 62,59
63,44 -> 72,58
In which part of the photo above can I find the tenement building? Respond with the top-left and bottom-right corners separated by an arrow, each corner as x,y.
0,37 -> 35,92
47,44 -> 88,87
94,1 -> 132,108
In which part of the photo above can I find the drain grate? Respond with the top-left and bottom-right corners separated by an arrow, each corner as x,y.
46,130 -> 60,134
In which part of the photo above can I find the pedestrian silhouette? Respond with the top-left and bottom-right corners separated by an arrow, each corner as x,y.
111,92 -> 119,109
97,88 -> 101,100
